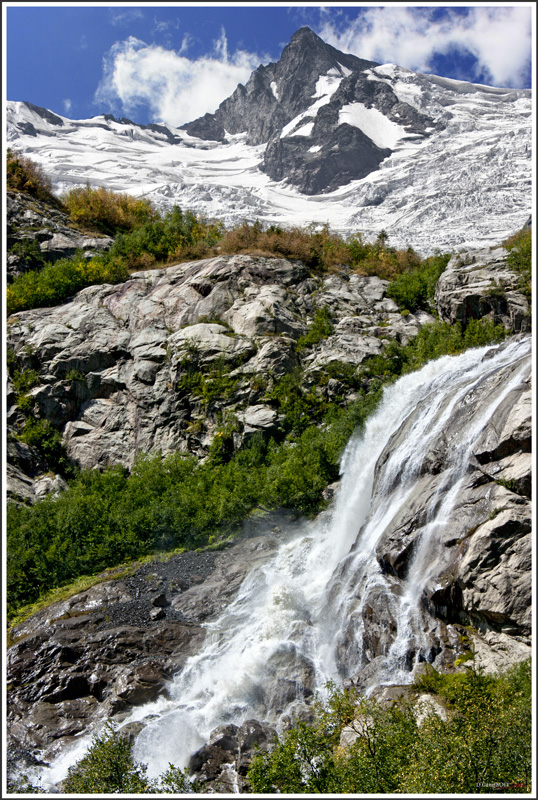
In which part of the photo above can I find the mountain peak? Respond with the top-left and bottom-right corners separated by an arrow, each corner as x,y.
181,27 -> 379,152
288,26 -> 323,45
180,26 -> 424,193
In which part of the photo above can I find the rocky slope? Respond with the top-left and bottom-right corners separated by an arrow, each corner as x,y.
6,524 -> 290,784
7,190 -> 113,282
5,254 -> 426,502
6,334 -> 532,791
6,237 -> 529,504
5,225 -> 532,789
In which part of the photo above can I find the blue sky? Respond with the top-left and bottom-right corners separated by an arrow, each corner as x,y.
5,4 -> 533,127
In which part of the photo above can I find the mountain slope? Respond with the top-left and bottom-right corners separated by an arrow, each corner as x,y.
6,28 -> 531,254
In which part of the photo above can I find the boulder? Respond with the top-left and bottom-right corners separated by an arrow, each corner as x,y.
435,245 -> 530,332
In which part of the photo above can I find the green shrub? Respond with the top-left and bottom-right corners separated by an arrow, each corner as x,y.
17,418 -> 75,478
248,660 -> 532,794
267,368 -> 329,435
385,252 -> 450,312
108,205 -> 222,268
62,722 -> 197,794
63,723 -> 151,794
7,252 -> 129,315
9,239 -> 48,271
296,306 -> 334,351
361,319 -> 506,382
504,226 -> 532,300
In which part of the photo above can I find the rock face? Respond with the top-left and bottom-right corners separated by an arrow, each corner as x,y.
187,718 -> 276,793
7,191 -> 113,281
435,244 -> 531,332
6,528 -> 286,774
6,253 -> 433,501
340,337 -> 532,692
183,27 -> 438,194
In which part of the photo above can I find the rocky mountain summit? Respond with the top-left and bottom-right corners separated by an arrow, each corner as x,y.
183,27 -> 439,194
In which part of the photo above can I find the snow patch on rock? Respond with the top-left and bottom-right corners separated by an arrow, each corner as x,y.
339,103 -> 410,149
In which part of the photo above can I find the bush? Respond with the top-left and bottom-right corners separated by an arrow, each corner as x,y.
348,230 -> 423,281
7,148 -> 60,206
7,252 -> 129,315
8,239 -> 48,271
248,661 -> 532,794
504,226 -> 532,300
296,306 -> 334,351
218,221 -> 349,272
63,185 -> 156,235
360,318 -> 506,382
18,418 -> 75,477
63,723 -> 151,793
62,722 -> 197,794
108,205 -> 223,268
385,251 -> 450,312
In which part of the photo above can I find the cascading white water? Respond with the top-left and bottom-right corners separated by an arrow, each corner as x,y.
40,335 -> 531,786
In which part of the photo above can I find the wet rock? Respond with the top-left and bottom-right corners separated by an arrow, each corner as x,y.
338,337 -> 531,683
113,661 -> 169,705
6,533 -> 283,771
188,718 -> 277,792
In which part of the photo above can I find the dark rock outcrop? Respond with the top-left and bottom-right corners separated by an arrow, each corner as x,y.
182,27 -> 438,194
6,530 -> 285,770
187,718 -> 276,792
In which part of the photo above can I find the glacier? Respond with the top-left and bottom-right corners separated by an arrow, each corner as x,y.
6,62 -> 531,256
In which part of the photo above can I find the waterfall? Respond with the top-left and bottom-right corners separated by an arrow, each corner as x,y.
40,335 -> 531,786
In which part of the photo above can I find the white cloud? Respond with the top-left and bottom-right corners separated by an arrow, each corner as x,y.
94,31 -> 264,126
110,9 -> 143,27
317,6 -> 531,88
63,99 -> 72,114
